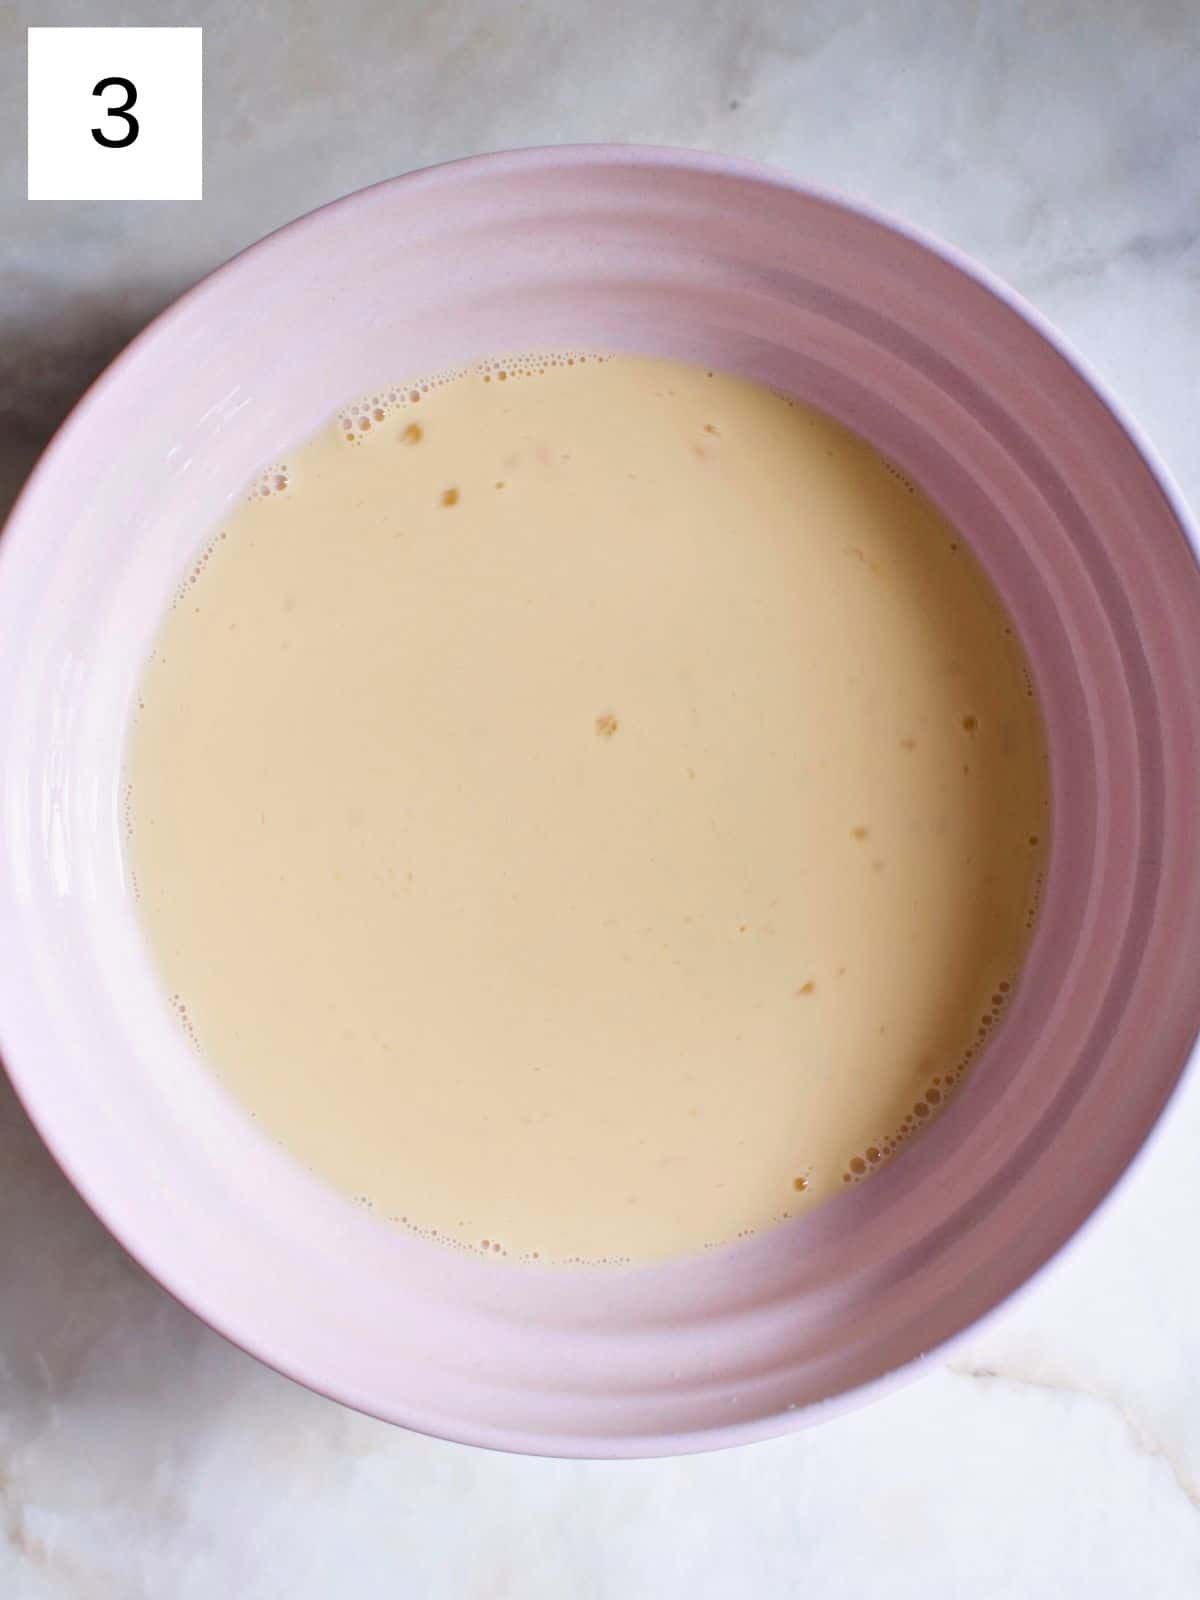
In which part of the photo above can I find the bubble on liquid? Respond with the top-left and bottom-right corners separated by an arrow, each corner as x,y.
335,353 -> 612,443
841,976 -> 1018,1183
880,457 -> 918,496
246,463 -> 290,500
168,990 -> 199,1047
1025,869 -> 1045,930
376,1205 -> 644,1266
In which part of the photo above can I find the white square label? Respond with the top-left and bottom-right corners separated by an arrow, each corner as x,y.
28,27 -> 202,201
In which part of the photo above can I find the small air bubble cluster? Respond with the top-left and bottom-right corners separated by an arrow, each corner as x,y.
370,1209 -> 634,1266
840,975 -> 1022,1185
880,458 -> 918,496
378,1211 -> 518,1260
1026,868 -> 1044,930
169,537 -> 223,611
335,353 -> 611,444
169,992 -> 199,1048
338,379 -> 444,442
247,463 -> 290,500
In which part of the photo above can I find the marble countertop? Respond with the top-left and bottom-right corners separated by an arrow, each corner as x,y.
3,1 -> 1200,1594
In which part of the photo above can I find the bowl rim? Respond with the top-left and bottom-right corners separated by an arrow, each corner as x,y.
3,142 -> 1199,1458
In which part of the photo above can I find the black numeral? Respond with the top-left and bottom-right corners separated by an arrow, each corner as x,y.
91,77 -> 139,149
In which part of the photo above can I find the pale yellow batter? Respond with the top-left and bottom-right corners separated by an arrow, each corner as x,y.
126,354 -> 1048,1264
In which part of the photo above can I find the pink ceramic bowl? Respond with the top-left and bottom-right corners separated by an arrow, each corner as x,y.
3,147 -> 1200,1458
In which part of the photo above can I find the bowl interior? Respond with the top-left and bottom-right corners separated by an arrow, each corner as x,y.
4,147 -> 1200,1456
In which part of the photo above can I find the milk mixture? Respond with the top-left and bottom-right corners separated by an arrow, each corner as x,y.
126,354 -> 1049,1263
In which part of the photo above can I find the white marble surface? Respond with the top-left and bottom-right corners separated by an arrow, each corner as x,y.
4,1 -> 1200,1593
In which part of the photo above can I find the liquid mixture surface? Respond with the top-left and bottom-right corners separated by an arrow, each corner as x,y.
127,354 -> 1048,1263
